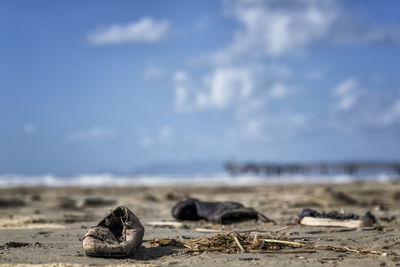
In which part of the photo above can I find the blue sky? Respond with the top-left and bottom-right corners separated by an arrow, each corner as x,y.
1,0 -> 400,175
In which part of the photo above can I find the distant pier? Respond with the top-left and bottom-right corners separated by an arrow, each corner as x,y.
224,162 -> 400,176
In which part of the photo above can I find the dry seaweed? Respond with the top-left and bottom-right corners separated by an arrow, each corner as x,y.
147,232 -> 391,257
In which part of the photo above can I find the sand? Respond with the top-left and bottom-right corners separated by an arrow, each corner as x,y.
0,182 -> 400,266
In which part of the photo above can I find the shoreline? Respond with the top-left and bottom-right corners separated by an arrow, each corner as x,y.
0,173 -> 399,188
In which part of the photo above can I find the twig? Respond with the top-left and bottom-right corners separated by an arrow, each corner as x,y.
311,245 -> 388,256
257,212 -> 276,224
260,239 -> 304,247
231,226 -> 295,234
273,225 -> 296,232
218,209 -> 223,233
146,221 -> 185,228
232,229 -> 272,234
195,228 -> 225,233
251,234 -> 259,249
224,224 -> 233,233
187,248 -> 225,252
233,235 -> 245,252
248,249 -> 316,254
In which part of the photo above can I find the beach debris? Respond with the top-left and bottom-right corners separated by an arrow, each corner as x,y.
0,241 -> 42,250
142,194 -> 158,202
82,206 -> 144,258
163,192 -> 187,201
147,232 -> 389,257
146,221 -> 187,229
171,198 -> 274,224
0,242 -> 30,249
195,227 -> 226,233
82,197 -> 117,207
298,208 -> 376,228
0,198 -> 25,208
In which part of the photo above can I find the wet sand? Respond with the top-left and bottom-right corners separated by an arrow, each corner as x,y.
0,182 -> 400,266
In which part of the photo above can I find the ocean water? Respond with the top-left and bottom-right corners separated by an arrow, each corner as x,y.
0,173 -> 398,187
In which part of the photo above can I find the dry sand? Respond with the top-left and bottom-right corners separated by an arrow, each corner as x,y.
0,182 -> 400,266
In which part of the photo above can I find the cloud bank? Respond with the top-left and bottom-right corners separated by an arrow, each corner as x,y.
219,0 -> 400,59
171,0 -> 400,143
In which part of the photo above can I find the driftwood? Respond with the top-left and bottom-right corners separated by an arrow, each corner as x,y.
300,217 -> 366,228
298,208 -> 376,228
146,221 -> 186,228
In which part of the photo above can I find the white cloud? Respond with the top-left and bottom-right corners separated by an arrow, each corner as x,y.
224,0 -> 335,57
328,79 -> 400,133
172,70 -> 196,112
172,65 -> 293,112
171,65 -> 300,143
174,0 -> 400,115
172,70 -> 189,111
332,78 -> 359,111
199,67 -> 253,109
87,17 -> 170,45
215,0 -> 400,60
22,123 -> 37,135
66,127 -> 117,142
171,0 -> 400,142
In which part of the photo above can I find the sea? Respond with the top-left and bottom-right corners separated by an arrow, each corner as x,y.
0,172 -> 398,187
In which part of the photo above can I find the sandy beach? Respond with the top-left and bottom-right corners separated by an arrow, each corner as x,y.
1,182 -> 400,266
